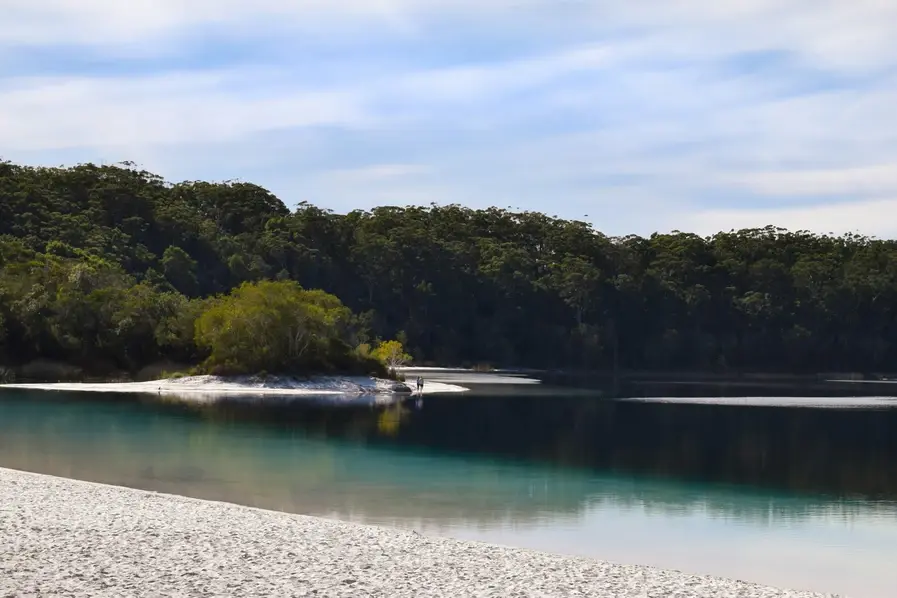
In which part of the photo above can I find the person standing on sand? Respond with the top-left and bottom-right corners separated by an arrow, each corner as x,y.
416,376 -> 424,393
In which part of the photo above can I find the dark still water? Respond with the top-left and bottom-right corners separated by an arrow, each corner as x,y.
2,379 -> 897,597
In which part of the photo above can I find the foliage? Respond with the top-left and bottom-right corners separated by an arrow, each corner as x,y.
371,340 -> 412,370
193,280 -> 368,375
3,160 -> 897,376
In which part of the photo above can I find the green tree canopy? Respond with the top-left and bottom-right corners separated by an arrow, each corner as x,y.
371,340 -> 412,370
194,280 -> 370,375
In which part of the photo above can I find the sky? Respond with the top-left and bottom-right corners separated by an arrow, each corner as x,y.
3,1 -> 897,238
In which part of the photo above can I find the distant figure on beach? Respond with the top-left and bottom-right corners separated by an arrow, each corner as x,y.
416,376 -> 424,393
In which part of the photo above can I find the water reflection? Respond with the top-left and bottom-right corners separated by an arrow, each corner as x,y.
3,392 -> 894,524
2,387 -> 897,596
156,388 -> 897,501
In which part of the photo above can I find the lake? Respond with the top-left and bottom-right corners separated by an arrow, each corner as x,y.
2,371 -> 896,597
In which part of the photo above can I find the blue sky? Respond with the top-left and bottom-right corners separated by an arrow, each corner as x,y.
3,1 -> 897,237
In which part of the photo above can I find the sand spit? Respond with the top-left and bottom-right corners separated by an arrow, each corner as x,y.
0,374 -> 468,400
621,395 -> 897,408
0,468 -> 840,597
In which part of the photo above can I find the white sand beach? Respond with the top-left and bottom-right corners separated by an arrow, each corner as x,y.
621,395 -> 897,408
0,374 -> 468,400
0,467 -> 841,597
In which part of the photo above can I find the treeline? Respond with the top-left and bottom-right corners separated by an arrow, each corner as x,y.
2,160 -> 897,376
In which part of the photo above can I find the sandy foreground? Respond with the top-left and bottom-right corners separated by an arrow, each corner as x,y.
0,468 -> 841,598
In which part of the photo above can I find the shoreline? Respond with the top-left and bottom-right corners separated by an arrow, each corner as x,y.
6,362 -> 893,391
0,374 -> 469,401
0,467 -> 839,597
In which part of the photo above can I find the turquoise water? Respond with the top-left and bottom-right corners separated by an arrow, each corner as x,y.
1,385 -> 896,596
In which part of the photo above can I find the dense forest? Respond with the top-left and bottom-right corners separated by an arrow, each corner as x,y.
1,160 -> 896,379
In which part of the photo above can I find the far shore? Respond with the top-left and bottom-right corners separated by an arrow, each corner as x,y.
3,358 -> 891,396
403,365 -> 897,382
0,373 -> 469,401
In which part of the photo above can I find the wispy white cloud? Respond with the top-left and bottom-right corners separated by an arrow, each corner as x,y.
318,164 -> 433,182
682,197 -> 897,239
8,2 -> 897,72
0,40 -> 621,153
0,70 -> 368,150
594,1 -> 897,72
724,164 -> 897,197
390,44 -> 615,105
1,0 -> 559,48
